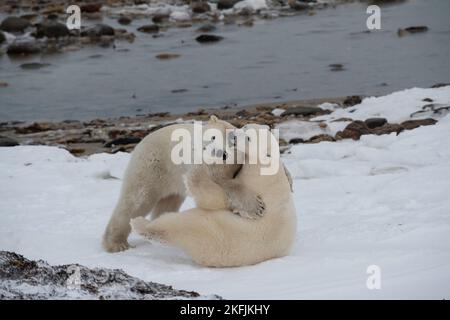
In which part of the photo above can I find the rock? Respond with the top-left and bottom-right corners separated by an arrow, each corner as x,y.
21,13 -> 39,22
239,19 -> 254,27
155,53 -> 181,60
0,31 -> 5,44
187,108 -> 208,116
0,16 -> 30,33
195,34 -> 223,43
289,138 -> 304,144
15,122 -> 54,134
118,16 -> 132,25
196,24 -> 217,33
0,135 -> 19,147
236,109 -> 251,118
217,0 -> 240,10
431,83 -> 450,89
104,137 -> 142,147
331,117 -> 353,122
191,1 -> 211,14
343,95 -> 362,107
329,63 -> 345,71
137,24 -> 159,34
152,13 -> 170,24
364,117 -> 387,129
171,89 -> 188,93
80,3 -> 102,13
411,104 -> 450,118
35,21 -> 69,38
0,251 -> 208,300
82,24 -> 115,37
371,123 -> 404,136
288,0 -> 310,11
20,62 -> 51,70
401,118 -> 437,130
281,106 -> 323,117
68,147 -> 86,155
307,134 -> 335,144
339,121 -> 371,140
7,41 -> 41,56
398,26 -> 428,37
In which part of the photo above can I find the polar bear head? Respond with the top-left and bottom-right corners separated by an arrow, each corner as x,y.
230,123 -> 280,176
202,115 -> 246,165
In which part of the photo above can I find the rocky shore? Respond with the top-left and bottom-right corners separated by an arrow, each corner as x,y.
1,85 -> 448,157
0,251 -> 214,299
0,0 -> 341,56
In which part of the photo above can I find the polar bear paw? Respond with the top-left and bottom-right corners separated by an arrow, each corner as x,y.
102,238 -> 130,253
231,194 -> 266,220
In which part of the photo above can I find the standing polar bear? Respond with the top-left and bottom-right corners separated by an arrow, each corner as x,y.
103,116 -> 265,253
131,124 -> 297,267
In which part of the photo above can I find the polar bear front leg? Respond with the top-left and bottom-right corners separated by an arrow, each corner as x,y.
184,166 -> 229,210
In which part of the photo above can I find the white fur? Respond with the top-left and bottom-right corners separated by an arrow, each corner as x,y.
131,125 -> 297,267
103,116 -> 240,252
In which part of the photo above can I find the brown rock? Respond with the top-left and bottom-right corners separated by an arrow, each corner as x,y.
191,1 -> 211,14
0,16 -> 30,33
80,3 -> 102,13
331,117 -> 353,122
155,53 -> 181,60
340,121 -> 371,140
15,122 -> 54,134
282,106 -> 324,117
7,41 -> 41,56
118,16 -> 132,25
68,148 -> 86,155
401,118 -> 437,130
371,123 -> 404,136
307,134 -> 335,144
152,14 -> 170,24
137,24 -> 159,34
343,96 -> 362,107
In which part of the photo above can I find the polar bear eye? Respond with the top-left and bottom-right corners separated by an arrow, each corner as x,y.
211,136 -> 216,141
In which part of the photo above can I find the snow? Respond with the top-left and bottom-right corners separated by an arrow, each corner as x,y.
271,108 -> 285,117
234,0 -> 268,11
169,8 -> 191,22
312,87 -> 450,123
275,120 -> 331,142
1,87 -> 450,299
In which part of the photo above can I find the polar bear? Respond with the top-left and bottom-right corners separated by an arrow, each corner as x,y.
130,124 -> 297,267
102,116 -> 265,253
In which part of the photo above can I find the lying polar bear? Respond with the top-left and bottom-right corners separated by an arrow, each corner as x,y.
103,116 -> 265,253
130,124 -> 297,267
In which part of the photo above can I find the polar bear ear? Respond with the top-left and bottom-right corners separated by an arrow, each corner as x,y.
209,115 -> 219,123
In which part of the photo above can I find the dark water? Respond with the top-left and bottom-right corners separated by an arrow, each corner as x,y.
1,0 -> 449,121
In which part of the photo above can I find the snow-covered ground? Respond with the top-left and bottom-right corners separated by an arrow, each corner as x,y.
1,87 -> 450,299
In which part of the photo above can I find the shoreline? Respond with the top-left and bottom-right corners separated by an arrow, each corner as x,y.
0,95 -> 351,156
1,85 -> 447,156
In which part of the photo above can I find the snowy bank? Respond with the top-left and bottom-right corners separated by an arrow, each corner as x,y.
1,88 -> 450,299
